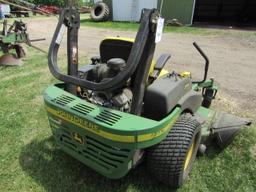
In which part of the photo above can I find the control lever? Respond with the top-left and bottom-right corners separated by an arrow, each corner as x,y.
192,42 -> 209,84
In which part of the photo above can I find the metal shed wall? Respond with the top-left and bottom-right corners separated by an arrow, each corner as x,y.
157,0 -> 196,25
112,0 -> 157,22
101,0 -> 196,25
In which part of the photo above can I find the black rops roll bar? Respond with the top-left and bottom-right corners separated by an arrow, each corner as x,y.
192,42 -> 209,84
48,7 -> 158,92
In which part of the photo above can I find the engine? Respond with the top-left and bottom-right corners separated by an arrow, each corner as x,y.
80,58 -> 133,112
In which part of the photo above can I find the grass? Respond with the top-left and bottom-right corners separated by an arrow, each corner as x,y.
0,49 -> 255,192
80,14 -> 256,38
79,14 -> 215,35
80,18 -> 215,35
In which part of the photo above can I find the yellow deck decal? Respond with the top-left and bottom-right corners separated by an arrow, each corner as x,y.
137,113 -> 180,142
46,106 -> 135,143
46,106 -> 180,143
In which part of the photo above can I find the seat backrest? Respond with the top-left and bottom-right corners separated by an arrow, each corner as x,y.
100,38 -> 133,63
100,37 -> 160,80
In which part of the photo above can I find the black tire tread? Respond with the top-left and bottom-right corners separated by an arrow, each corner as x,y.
147,114 -> 201,188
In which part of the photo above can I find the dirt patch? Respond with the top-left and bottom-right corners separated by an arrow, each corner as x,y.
27,17 -> 256,115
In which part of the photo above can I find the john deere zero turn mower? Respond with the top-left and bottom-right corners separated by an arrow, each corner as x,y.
44,5 -> 251,188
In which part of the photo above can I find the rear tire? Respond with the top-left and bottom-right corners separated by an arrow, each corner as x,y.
147,114 -> 201,188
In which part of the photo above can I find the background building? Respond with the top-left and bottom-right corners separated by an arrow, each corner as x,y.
98,0 -> 256,25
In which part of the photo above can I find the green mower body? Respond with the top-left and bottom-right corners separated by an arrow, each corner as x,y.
44,79 -> 217,179
44,84 -> 181,179
44,7 -> 250,187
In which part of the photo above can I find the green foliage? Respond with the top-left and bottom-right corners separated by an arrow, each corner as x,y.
27,0 -> 84,7
84,1 -> 94,7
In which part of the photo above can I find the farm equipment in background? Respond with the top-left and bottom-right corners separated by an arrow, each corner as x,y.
44,3 -> 251,188
37,5 -> 60,15
79,6 -> 91,14
0,0 -> 54,17
10,0 -> 56,15
0,19 -> 45,66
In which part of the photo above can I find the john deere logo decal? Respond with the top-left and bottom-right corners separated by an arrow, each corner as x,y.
72,132 -> 84,144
